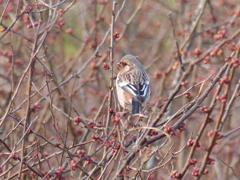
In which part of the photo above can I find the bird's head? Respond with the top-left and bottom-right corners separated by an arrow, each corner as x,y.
117,54 -> 140,73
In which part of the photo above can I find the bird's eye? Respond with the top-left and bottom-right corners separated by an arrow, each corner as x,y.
122,62 -> 127,66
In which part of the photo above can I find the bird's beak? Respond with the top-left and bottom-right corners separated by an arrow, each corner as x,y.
117,62 -> 121,70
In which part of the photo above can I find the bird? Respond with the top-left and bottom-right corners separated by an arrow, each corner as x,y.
116,54 -> 150,115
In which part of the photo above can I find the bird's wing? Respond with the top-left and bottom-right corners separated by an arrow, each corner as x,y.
117,80 -> 150,103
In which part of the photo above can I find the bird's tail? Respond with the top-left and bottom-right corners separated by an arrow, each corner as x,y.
132,99 -> 140,115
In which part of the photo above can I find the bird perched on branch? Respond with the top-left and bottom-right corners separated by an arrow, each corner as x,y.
116,54 -> 150,115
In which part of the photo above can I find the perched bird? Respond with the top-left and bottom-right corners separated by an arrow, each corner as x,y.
116,54 -> 150,114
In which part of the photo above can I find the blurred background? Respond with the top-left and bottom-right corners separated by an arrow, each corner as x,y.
0,0 -> 240,179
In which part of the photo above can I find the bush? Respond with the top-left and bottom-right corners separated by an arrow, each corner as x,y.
0,0 -> 240,179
